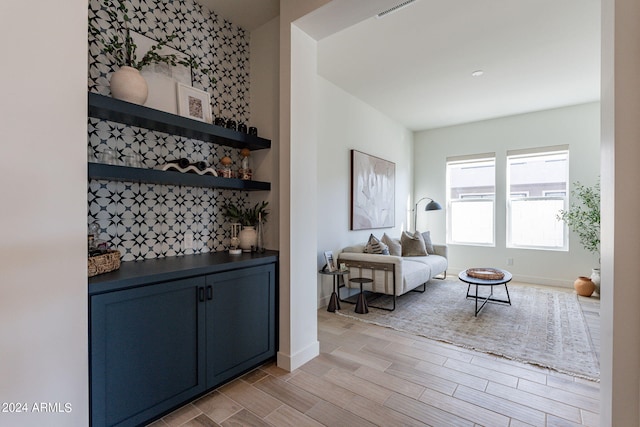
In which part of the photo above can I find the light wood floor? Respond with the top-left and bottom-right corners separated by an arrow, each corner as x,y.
149,286 -> 600,427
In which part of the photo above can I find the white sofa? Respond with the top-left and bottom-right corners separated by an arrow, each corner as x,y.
337,241 -> 448,310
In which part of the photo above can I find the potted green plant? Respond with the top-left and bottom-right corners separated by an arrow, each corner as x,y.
557,181 -> 601,294
222,202 -> 269,251
222,201 -> 269,226
89,0 -> 214,104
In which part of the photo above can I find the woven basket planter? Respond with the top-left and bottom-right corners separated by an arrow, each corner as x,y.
88,250 -> 121,277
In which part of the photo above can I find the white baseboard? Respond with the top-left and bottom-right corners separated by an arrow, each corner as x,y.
276,340 -> 320,372
317,294 -> 330,309
447,268 -> 574,289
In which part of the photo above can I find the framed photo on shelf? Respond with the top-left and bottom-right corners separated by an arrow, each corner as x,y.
324,251 -> 336,272
176,83 -> 212,123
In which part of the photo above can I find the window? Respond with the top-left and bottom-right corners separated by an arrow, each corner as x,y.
506,148 -> 569,250
446,155 -> 496,246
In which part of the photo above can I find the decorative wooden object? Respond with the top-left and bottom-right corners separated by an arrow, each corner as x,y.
466,268 -> 505,280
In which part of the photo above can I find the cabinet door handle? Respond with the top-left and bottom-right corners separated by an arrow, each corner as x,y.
207,285 -> 213,300
198,287 -> 205,302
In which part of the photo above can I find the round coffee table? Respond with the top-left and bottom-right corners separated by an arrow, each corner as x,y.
458,268 -> 512,316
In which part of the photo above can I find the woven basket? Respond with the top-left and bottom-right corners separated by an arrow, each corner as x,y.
466,267 -> 504,280
88,250 -> 121,277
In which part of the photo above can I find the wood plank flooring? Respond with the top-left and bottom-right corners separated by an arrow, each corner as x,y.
149,285 -> 600,427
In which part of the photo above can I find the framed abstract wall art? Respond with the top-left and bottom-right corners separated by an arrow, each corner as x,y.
350,150 -> 395,230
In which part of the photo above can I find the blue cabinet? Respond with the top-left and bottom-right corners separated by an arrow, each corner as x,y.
90,277 -> 206,427
90,262 -> 277,427
207,265 -> 276,386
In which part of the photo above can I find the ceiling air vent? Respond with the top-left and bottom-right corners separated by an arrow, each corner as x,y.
376,0 -> 418,19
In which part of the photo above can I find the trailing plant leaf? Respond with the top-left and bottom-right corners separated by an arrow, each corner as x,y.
557,181 -> 600,255
89,0 -> 216,83
244,201 -> 269,227
221,204 -> 244,224
222,202 -> 269,227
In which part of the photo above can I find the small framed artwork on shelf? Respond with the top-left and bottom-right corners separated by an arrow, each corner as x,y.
176,83 -> 212,123
324,251 -> 336,272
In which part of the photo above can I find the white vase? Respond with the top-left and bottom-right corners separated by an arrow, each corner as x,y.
110,66 -> 148,105
590,268 -> 601,294
238,226 -> 257,252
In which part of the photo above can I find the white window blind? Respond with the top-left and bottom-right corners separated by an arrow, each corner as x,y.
446,155 -> 496,246
506,148 -> 569,250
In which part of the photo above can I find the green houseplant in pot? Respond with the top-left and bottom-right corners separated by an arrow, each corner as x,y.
557,181 -> 601,295
222,202 -> 269,252
89,0 -> 214,104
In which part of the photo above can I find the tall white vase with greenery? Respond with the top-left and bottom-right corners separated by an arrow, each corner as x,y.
89,0 -> 214,104
557,181 -> 601,294
110,66 -> 148,104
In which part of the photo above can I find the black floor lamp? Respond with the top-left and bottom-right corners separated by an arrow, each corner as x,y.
413,197 -> 442,231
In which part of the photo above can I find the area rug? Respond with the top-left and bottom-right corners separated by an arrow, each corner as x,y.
336,279 -> 600,380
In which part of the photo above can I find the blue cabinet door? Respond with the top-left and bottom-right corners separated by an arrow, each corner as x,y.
90,277 -> 206,427
206,263 -> 276,387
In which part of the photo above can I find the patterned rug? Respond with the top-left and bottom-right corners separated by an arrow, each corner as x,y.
336,279 -> 600,380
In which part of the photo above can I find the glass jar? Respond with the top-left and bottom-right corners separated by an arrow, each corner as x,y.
238,148 -> 252,180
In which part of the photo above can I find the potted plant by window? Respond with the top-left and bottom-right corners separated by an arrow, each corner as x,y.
557,181 -> 601,295
89,0 -> 214,104
222,202 -> 269,252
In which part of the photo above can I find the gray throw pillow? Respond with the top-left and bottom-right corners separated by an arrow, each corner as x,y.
364,234 -> 390,255
421,230 -> 435,254
401,231 -> 428,256
382,233 -> 402,256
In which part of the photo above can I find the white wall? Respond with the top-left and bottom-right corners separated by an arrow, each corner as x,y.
414,103 -> 600,287
277,0 -> 331,371
0,1 -> 88,426
600,0 -> 640,424
316,78 -> 414,307
250,16 -> 280,250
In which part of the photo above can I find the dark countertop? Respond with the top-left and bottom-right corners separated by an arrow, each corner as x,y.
89,250 -> 278,295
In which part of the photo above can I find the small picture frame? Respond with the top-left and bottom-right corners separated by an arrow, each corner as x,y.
176,83 -> 212,123
324,251 -> 336,272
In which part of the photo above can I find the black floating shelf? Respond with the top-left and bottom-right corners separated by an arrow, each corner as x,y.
88,163 -> 270,191
88,92 -> 271,151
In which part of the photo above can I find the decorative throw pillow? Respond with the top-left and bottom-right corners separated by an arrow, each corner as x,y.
364,234 -> 390,255
401,231 -> 428,256
421,230 -> 435,254
382,233 -> 402,256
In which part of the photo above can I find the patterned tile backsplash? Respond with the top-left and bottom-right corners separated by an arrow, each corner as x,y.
88,0 -> 254,262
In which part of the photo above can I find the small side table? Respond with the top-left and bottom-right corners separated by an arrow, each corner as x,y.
319,269 -> 348,312
350,277 -> 373,314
